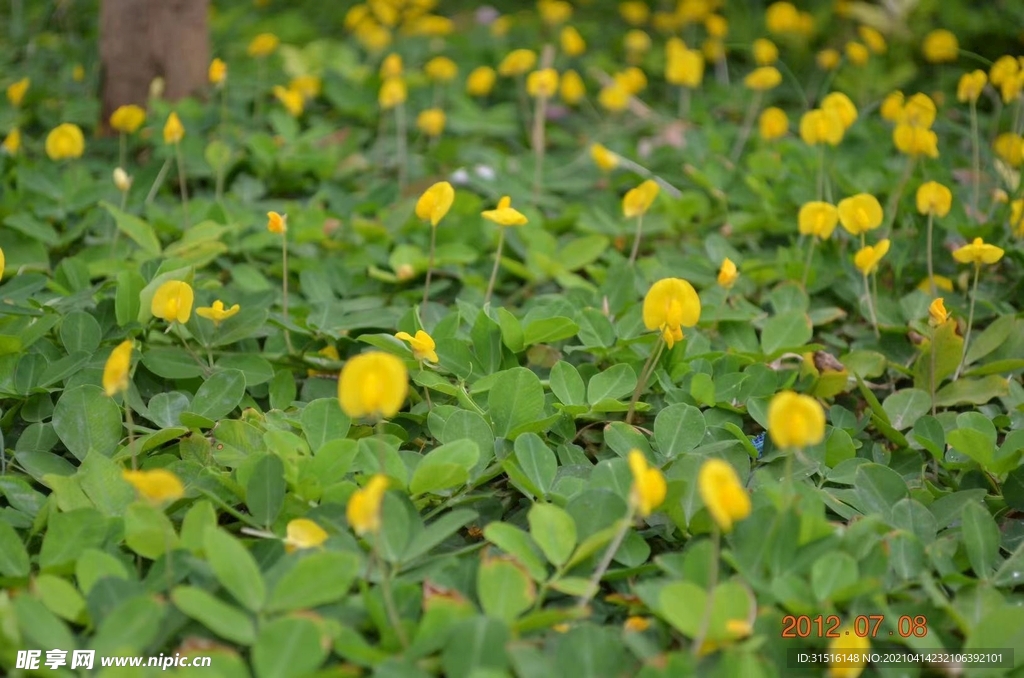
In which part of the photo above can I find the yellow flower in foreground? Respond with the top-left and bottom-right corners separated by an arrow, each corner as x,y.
1012,200 -> 1024,237
416,108 -> 446,137
560,25 -> 586,57
702,39 -> 725,63
45,123 -> 85,160
743,66 -> 782,91
854,239 -> 890,276
289,75 -> 321,100
284,518 -> 328,553
922,29 -> 958,63
209,58 -> 227,86
267,211 -> 287,234
880,91 -> 904,122
752,38 -> 778,66
900,93 -> 937,128
395,330 -> 438,363
993,133 -> 1023,167
590,143 -> 619,171
0,247 -> 4,281
538,0 -> 572,25
624,616 -> 651,632
247,32 -> 280,57
916,181 -> 952,217
624,29 -> 652,55
929,298 -> 950,326
110,105 -> 146,134
957,70 -> 987,103
817,49 -> 840,71
622,179 -> 659,218
990,55 -> 1019,88
379,76 -> 407,109
799,108 -> 844,146
598,83 -> 631,112
837,194 -> 883,235
103,340 -> 134,397
759,106 -> 788,141
822,91 -> 857,130
698,458 -> 751,532
424,56 -> 458,82
717,258 -> 738,289
347,474 -> 389,535
768,390 -> 825,449
526,68 -> 559,98
3,129 -> 21,155
6,78 -> 29,106
273,85 -> 304,117
619,1 -> 649,25
766,1 -> 799,34
667,48 -> 704,88
151,280 -> 194,324
615,67 -> 647,95
123,469 -> 185,505
705,14 -> 728,38
952,237 -> 1004,265
859,25 -> 886,54
628,450 -> 666,517
416,181 -> 455,227
560,69 -> 585,105
845,42 -> 869,66
466,66 -> 496,97
482,196 -> 528,227
642,277 -> 701,348
827,627 -> 870,678
163,112 -> 184,145
196,300 -> 240,326
498,49 -> 537,77
338,352 -> 409,419
894,124 -> 939,158
799,201 -> 839,239
380,53 -> 403,78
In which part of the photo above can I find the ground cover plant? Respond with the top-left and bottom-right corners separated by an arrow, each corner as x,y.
1,0 -> 1024,676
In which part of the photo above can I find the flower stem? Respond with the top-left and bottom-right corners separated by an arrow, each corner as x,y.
174,141 -> 190,229
627,214 -> 644,266
926,212 -> 936,298
145,157 -> 172,205
532,94 -> 548,205
373,534 -> 409,649
395,103 -> 407,194
281,233 -> 293,354
863,274 -> 879,338
691,526 -> 721,657
929,324 -> 938,416
801,237 -> 816,289
678,87 -> 690,119
575,508 -> 635,610
954,264 -> 981,380
119,132 -> 126,170
484,226 -> 506,305
970,99 -> 981,220
626,335 -> 665,425
423,225 -> 437,307
883,156 -> 916,237
729,91 -> 762,164
175,323 -> 209,373
125,398 -> 137,470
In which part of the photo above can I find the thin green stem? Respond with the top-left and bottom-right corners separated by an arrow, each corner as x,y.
626,336 -> 665,424
145,157 -> 172,205
423,225 -> 437,307
110,185 -> 129,255
929,323 -> 938,417
816,146 -> 825,201
119,132 -> 126,170
373,533 -> 409,649
281,233 -> 293,354
882,156 -> 917,237
801,237 -> 816,289
678,87 -> 690,119
691,527 -> 721,656
970,99 -> 981,219
532,94 -> 548,205
926,212 -> 936,298
125,399 -> 137,470
174,141 -> 190,228
395,103 -> 407,193
484,226 -> 506,305
863,274 -> 879,338
175,323 -> 209,373
955,264 -> 981,379
729,91 -> 763,163
575,508 -> 635,609
627,214 -> 644,266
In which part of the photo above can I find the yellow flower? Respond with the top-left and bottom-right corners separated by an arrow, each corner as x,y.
416,108 -> 446,137
615,67 -> 647,96
993,133 -> 1023,167
768,390 -> 825,448
752,38 -> 778,66
0,247 -> 4,282
357,24 -> 391,52
705,14 -> 728,38
758,106 -> 788,141
698,458 -> 751,532
619,1 -> 650,25
338,352 -> 409,419
559,69 -> 585,105
838,194 -> 883,235
822,91 -> 857,130
538,0 -> 572,26
3,128 -> 21,155
922,29 -> 958,63
952,237 -> 1004,265
799,108 -> 844,146
702,39 -> 725,63
196,300 -> 241,326
113,167 -> 132,192
899,93 -> 937,128
845,41 -> 869,66
854,238 -> 890,276
628,450 -> 666,517
893,124 -> 939,158
743,66 -> 782,91
395,330 -> 438,362
289,75 -> 321,99
957,70 -> 987,103
1001,73 -> 1023,104
209,58 -> 227,86
247,32 -> 280,57
346,474 -> 390,535
379,76 -> 407,109
284,518 -> 328,552
651,10 -> 680,33
482,196 -> 528,227
623,179 -> 659,218
380,53 -> 403,78
928,298 -> 950,326
560,26 -> 586,57
990,55 -> 1019,87
526,69 -> 559,99
424,56 -> 458,82
45,123 -> 85,160
1012,199 -> 1024,237
6,77 -> 29,107
109,104 -> 147,134
880,91 -> 904,122
466,66 -> 496,97
798,201 -> 839,239
667,49 -> 704,88
163,112 -> 184,145
598,83 -> 631,112
267,211 -> 287,234
765,2 -> 800,34
590,143 -> 619,171
624,29 -> 652,55
918,275 -> 955,293
858,25 -> 886,54
498,49 -> 537,77
415,181 -> 455,227
151,281 -> 194,324
717,257 -> 738,289
103,340 -> 134,397
273,85 -> 304,117
916,181 -> 952,217
642,277 -> 701,348
817,48 -> 840,71
827,627 -> 870,678
624,616 -> 651,632
123,469 -> 185,505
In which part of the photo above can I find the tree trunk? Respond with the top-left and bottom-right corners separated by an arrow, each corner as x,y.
99,0 -> 209,130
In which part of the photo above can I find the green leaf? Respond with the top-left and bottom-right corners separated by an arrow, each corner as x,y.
39,508 -> 108,573
52,385 -> 122,460
488,367 -> 545,439
246,454 -> 286,527
252,617 -> 328,678
301,398 -> 351,453
203,527 -> 266,612
102,201 -> 162,256
853,463 -> 909,520
477,555 -> 536,623
410,440 -> 480,496
947,413 -> 997,469
761,310 -> 813,356
124,501 -> 178,559
549,360 -> 586,407
441,616 -> 510,678
0,520 -> 30,577
810,552 -> 858,602
266,551 -> 361,613
934,375 -> 1009,408
587,364 -> 637,405
60,311 -> 102,354
34,574 -> 87,623
13,596 -> 76,653
654,403 -> 706,457
141,346 -> 206,379
882,388 -> 931,431
961,502 -> 1000,577
92,594 -> 165,655
964,315 -> 1015,365
403,509 -> 478,563
523,317 -> 579,345
527,503 -> 577,567
514,433 -> 557,497
496,307 -> 525,352
172,586 -> 256,645
483,522 -> 548,581
190,369 -> 246,420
